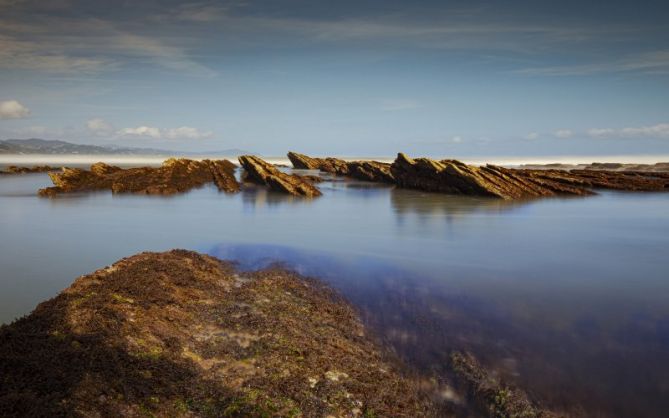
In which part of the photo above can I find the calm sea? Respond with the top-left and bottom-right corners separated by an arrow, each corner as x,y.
1,162 -> 668,417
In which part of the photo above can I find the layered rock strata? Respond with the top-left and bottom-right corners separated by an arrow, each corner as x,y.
391,153 -> 669,199
0,165 -> 59,175
38,158 -> 239,197
238,155 -> 322,197
287,152 -> 394,183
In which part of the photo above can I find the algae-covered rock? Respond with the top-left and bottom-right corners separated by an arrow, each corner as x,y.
0,250 -> 431,417
37,159 -> 239,197
451,352 -> 560,418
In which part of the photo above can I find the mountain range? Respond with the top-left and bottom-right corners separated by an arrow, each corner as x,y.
0,138 -> 252,156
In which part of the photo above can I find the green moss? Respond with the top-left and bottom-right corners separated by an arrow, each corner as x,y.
363,409 -> 378,418
111,293 -> 135,304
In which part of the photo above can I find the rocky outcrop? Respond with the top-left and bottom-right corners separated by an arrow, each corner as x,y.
38,158 -> 239,197
238,155 -> 322,197
287,151 -> 349,173
391,153 -> 669,199
0,250 -> 433,417
287,152 -> 394,183
0,165 -> 59,175
391,153 -> 591,199
518,168 -> 669,192
521,162 -> 669,172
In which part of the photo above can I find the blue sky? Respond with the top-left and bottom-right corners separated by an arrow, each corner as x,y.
0,0 -> 668,156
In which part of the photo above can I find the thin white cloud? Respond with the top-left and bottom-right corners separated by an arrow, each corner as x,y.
524,132 -> 539,140
117,125 -> 212,140
0,17 -> 215,76
554,129 -> 573,138
0,34 -> 111,73
164,126 -> 213,139
118,126 -> 163,139
587,123 -> 669,139
0,99 -> 30,119
517,49 -> 669,76
86,118 -> 114,135
450,136 -> 463,143
170,2 -> 233,22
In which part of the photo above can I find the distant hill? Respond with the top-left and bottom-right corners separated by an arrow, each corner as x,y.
0,139 -> 254,156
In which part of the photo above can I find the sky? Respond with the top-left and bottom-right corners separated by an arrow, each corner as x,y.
0,0 -> 668,157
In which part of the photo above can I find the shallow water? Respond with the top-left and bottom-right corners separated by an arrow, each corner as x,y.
1,171 -> 668,416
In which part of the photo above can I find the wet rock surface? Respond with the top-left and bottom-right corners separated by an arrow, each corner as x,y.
0,165 -> 59,175
287,152 -> 394,183
239,155 -> 322,197
0,250 -> 433,417
37,158 -> 239,197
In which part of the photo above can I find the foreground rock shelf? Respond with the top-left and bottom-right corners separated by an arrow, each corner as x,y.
38,158 -> 240,197
0,250 -> 432,417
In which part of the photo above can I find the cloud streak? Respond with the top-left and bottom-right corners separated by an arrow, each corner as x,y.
118,125 -> 213,140
587,123 -> 669,139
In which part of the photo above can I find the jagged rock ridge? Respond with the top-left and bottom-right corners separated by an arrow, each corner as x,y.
390,153 -> 592,199
238,155 -> 322,197
288,152 -> 395,183
0,165 -> 59,175
38,158 -> 240,197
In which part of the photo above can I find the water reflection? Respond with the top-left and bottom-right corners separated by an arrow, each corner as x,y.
391,188 -> 523,223
240,183 -> 309,209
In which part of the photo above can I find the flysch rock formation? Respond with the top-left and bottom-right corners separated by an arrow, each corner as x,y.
392,153 -> 669,198
390,153 -> 592,199
289,151 -> 669,199
0,165 -> 59,175
37,158 -> 239,197
0,250 -> 434,417
287,152 -> 395,183
238,155 -> 322,197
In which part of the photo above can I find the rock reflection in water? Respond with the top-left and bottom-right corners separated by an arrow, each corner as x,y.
207,243 -> 669,418
391,189 -> 522,223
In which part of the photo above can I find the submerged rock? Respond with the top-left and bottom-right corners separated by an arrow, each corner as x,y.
287,152 -> 394,183
391,153 -> 669,199
37,158 -> 239,197
0,165 -> 59,175
238,155 -> 322,197
0,250 -> 433,417
451,352 -> 558,418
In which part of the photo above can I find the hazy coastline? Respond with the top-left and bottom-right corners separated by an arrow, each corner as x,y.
2,153 -> 669,168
